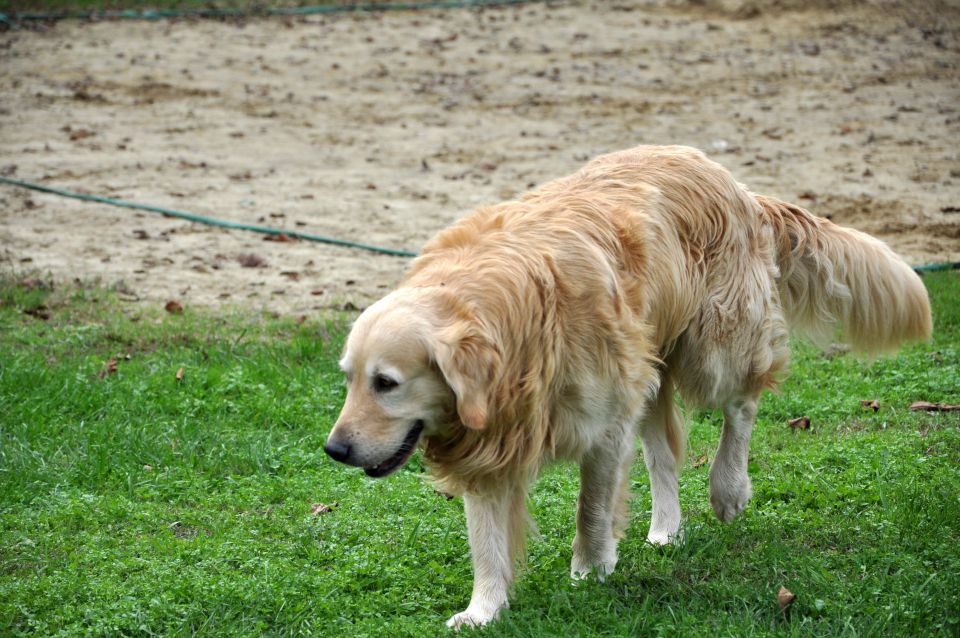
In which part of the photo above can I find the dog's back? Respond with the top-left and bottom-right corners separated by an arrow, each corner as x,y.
412,144 -> 930,410
533,145 -> 930,400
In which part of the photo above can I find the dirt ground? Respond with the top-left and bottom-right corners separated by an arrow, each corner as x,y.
1,0 -> 958,314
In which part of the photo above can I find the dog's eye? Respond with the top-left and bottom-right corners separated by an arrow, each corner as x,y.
373,374 -> 399,393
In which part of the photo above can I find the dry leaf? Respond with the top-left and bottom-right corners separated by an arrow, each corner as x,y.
692,453 -> 709,469
143,464 -> 153,471
24,305 -> 52,320
165,300 -> 184,314
99,358 -> 119,378
910,401 -> 960,412
237,253 -> 268,268
777,585 -> 796,612
175,367 -> 184,381
310,289 -> 325,296
68,128 -> 96,141
788,416 -> 811,430
264,233 -> 297,243
859,399 -> 880,412
311,501 -> 339,515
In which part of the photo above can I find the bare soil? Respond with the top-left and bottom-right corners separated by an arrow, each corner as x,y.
1,0 -> 958,314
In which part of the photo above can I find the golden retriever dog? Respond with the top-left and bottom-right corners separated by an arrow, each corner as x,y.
324,145 -> 931,628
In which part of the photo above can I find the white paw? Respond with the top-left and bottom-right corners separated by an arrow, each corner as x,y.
570,547 -> 617,582
445,607 -> 498,630
710,474 -> 752,523
646,527 -> 681,546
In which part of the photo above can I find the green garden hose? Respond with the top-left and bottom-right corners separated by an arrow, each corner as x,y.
0,175 -> 417,258
0,0 -> 542,24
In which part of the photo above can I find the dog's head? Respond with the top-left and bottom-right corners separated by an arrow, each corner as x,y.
324,288 -> 500,478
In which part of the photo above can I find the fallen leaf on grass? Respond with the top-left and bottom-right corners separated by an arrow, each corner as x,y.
788,416 -> 811,430
24,305 -> 52,320
99,358 -> 118,378
692,453 -> 709,468
910,401 -> 960,412
777,586 -> 796,612
164,300 -> 184,314
175,367 -> 184,381
859,399 -> 880,411
170,521 -> 200,539
311,502 -> 339,515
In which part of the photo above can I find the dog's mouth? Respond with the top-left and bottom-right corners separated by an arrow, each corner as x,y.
363,420 -> 425,478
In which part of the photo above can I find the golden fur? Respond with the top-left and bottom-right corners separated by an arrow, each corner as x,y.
326,145 -> 932,628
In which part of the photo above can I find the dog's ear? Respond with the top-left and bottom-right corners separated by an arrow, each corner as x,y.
434,324 -> 500,430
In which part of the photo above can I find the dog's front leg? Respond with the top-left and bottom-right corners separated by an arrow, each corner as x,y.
571,423 -> 635,580
710,396 -> 758,522
446,488 -> 523,629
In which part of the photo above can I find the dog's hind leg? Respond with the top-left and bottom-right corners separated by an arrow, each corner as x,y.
447,485 -> 527,629
709,396 -> 758,522
639,383 -> 686,545
570,421 -> 636,580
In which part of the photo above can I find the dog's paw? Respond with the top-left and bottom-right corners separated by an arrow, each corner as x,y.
646,526 -> 682,546
446,609 -> 496,630
570,548 -> 617,582
710,475 -> 752,523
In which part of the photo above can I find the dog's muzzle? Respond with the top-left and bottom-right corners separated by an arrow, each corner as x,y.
324,420 -> 425,478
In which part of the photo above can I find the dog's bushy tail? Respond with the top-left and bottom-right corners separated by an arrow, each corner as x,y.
757,195 -> 932,353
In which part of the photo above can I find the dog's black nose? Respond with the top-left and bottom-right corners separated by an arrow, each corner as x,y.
324,438 -> 351,463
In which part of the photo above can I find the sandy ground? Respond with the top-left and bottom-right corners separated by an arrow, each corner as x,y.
1,0 -> 958,314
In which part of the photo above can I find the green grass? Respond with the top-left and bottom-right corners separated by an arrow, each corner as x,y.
1,272 -> 958,637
